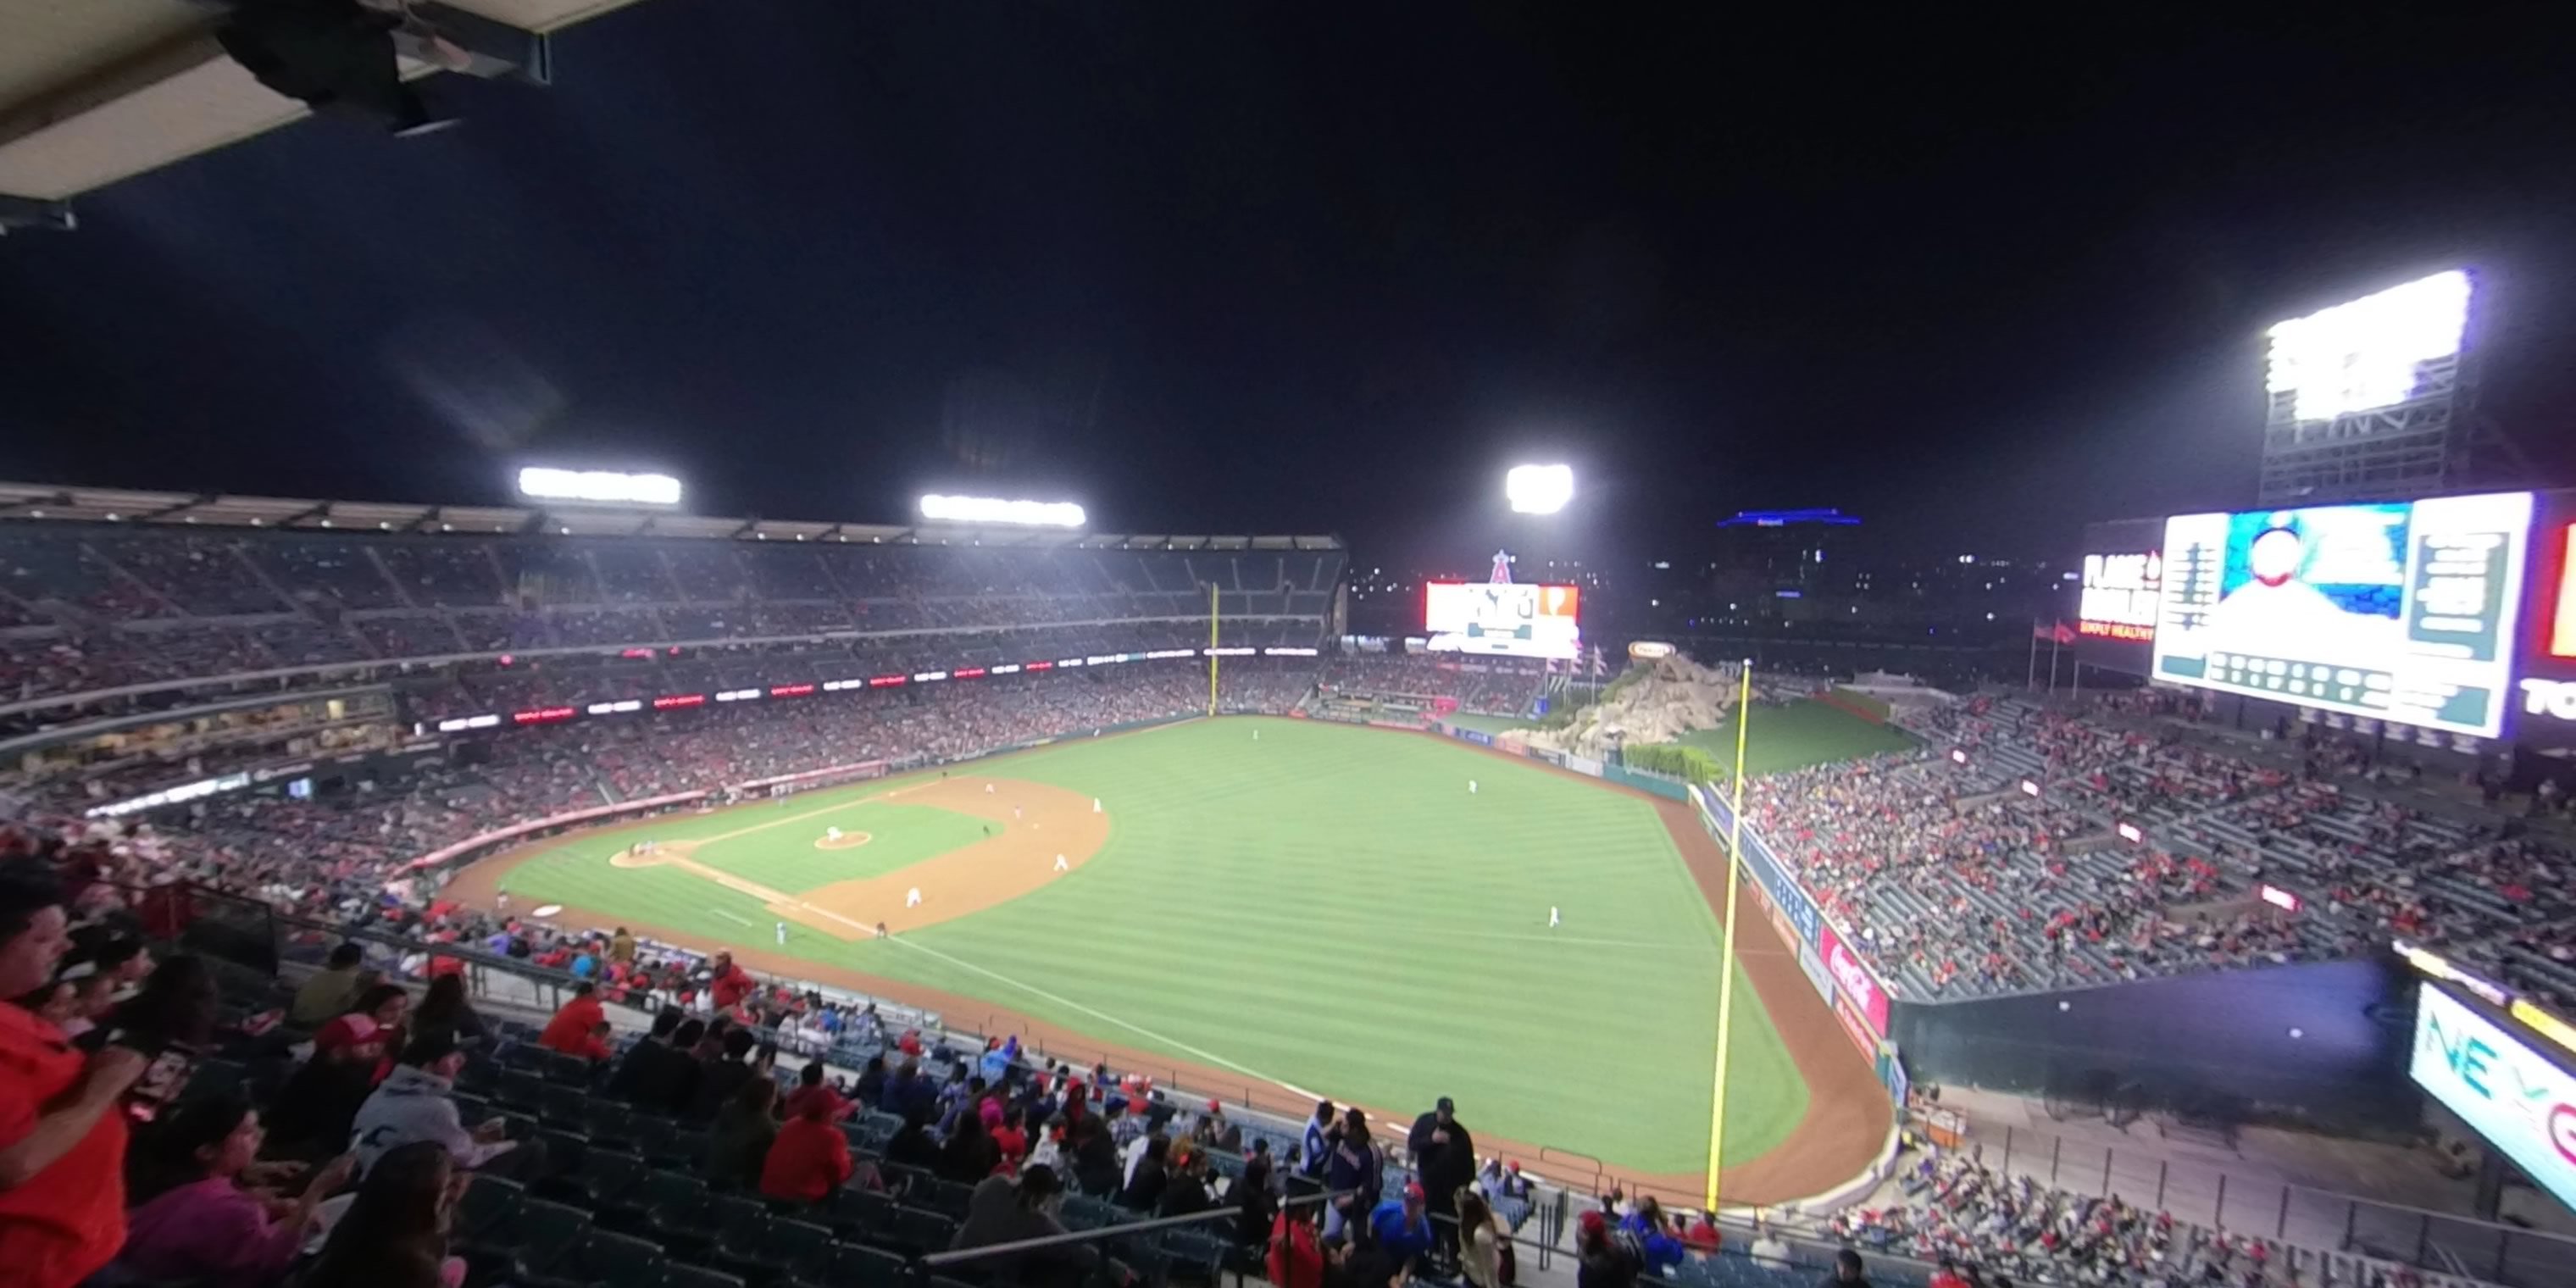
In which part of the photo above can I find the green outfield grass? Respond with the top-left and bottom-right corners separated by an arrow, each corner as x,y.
488,717 -> 1805,1174
1655,697 -> 1918,779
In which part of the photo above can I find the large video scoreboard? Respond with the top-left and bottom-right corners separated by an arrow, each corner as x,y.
2150,492 -> 2532,738
2080,487 -> 2576,744
1421,581 -> 1582,660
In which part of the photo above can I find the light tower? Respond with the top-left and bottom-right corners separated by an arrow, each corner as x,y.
2257,270 -> 2483,504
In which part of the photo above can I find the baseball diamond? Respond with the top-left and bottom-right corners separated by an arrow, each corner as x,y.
441,714 -> 1890,1197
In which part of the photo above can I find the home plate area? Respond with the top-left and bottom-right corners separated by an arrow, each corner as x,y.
635,776 -> 1106,937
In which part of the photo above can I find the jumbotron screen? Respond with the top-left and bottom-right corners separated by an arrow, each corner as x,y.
2151,491 -> 2533,737
2074,517 -> 2165,676
1423,582 -> 1581,659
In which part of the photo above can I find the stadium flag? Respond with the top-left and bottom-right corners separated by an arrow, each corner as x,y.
1591,644 -> 1607,678
2030,619 -> 2076,645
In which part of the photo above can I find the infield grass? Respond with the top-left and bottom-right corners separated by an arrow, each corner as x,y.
487,717 -> 1805,1174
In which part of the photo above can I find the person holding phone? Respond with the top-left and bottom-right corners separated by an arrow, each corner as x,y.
0,863 -> 147,1288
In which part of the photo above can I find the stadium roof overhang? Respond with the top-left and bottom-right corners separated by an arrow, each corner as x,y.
0,481 -> 1346,551
0,0 -> 646,228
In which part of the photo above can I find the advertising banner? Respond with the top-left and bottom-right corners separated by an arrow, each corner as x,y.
1565,754 -> 1605,778
1819,922 -> 1893,1039
1832,996 -> 1879,1059
1456,728 -> 1495,747
1796,942 -> 1835,1004
1695,786 -> 1823,951
2411,985 -> 2576,1211
1768,904 -> 1800,953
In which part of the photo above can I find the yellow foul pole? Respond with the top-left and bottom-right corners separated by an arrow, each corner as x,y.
1705,657 -> 1754,1212
1208,583 -> 1220,717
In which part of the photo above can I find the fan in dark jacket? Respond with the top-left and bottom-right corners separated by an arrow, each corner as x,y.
1119,1135 -> 1170,1212
689,1028 -> 764,1120
1407,1096 -> 1475,1270
707,1078 -> 780,1191
605,1008 -> 686,1101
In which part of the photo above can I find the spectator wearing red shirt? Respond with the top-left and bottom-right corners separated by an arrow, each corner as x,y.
0,863 -> 147,1288
759,1094 -> 853,1206
782,1060 -> 850,1123
536,983 -> 608,1058
1682,1210 -> 1720,1254
708,952 -> 755,1013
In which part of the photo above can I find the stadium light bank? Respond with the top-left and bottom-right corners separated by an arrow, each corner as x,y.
1507,464 -> 1574,515
919,494 -> 1087,528
516,467 -> 684,507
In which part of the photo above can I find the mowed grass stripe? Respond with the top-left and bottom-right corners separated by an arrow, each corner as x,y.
882,719 -> 1802,1173
495,717 -> 1810,1174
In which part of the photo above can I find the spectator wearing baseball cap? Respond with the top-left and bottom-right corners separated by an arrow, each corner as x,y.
1408,1096 -> 1474,1272
1577,1208 -> 1641,1288
1367,1180 -> 1436,1274
263,1012 -> 386,1160
1194,1098 -> 1244,1153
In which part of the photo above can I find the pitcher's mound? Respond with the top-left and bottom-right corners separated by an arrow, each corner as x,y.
813,831 -> 876,852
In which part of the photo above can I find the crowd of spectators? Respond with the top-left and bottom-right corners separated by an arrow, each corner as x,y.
1316,655 -> 1545,715
1753,692 -> 2576,1008
1834,1152 -> 2288,1288
15,663 -> 1319,930
0,522 -> 1344,709
0,824 -> 1561,1288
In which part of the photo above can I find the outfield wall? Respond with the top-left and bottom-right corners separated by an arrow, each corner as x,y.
1685,783 -> 2414,1130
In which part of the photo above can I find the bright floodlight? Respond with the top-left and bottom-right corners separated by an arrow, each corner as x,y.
1507,464 -> 1574,514
919,494 -> 1086,528
2266,269 -> 2470,422
516,467 -> 683,506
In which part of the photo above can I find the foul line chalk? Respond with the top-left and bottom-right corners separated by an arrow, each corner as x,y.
868,928 -> 1321,1102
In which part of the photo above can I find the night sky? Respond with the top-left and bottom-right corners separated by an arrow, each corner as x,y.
3,4 -> 2571,570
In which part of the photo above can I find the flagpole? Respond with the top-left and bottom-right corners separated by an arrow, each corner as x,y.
2048,629 -> 2062,695
1208,583 -> 1220,718
1706,657 -> 1753,1213
2026,624 -> 2039,691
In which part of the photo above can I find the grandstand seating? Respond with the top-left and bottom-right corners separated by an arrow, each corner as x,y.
0,519 -> 1344,711
1754,692 -> 2576,1010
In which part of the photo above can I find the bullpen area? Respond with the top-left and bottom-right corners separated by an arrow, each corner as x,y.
446,715 -> 1890,1201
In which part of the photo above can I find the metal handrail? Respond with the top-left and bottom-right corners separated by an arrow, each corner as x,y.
921,1186 -> 1350,1268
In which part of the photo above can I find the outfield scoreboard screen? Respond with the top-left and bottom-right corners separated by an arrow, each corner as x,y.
2075,517 -> 2165,676
2151,491 -> 2533,737
2514,490 -> 2576,745
2410,985 -> 2576,1212
1424,582 -> 1581,660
